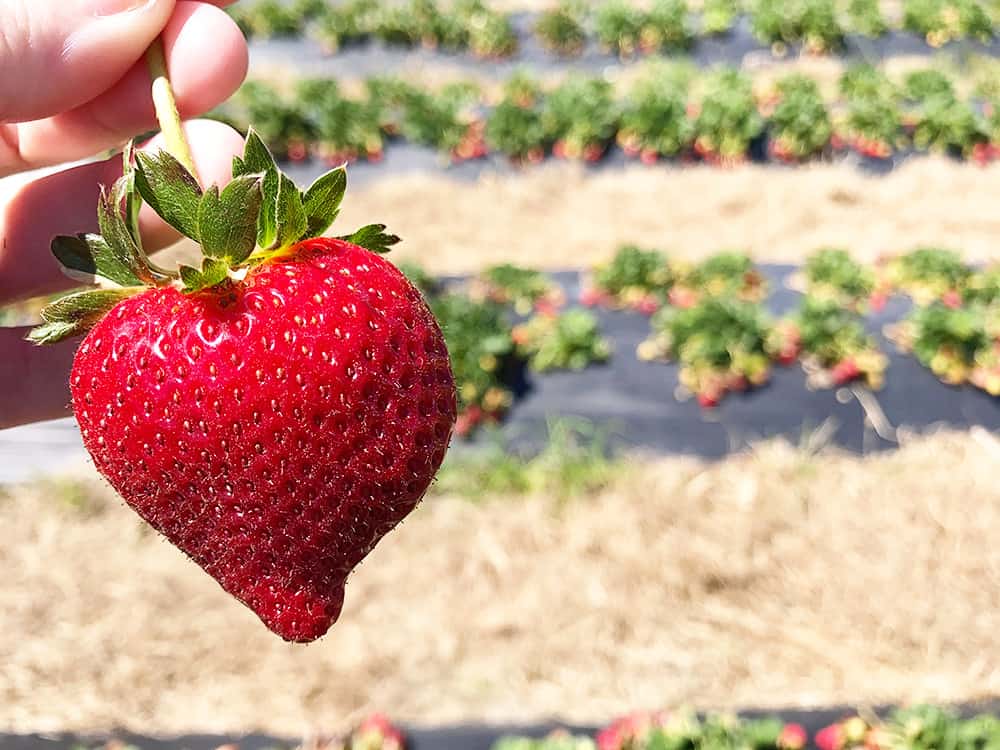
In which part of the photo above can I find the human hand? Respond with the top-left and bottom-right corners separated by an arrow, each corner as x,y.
0,0 -> 249,430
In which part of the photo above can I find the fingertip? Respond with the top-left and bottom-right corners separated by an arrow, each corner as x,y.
164,1 -> 249,117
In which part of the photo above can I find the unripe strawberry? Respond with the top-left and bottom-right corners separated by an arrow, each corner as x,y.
31,133 -> 456,642
779,724 -> 808,750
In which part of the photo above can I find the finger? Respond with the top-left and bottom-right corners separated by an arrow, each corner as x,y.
2,1 -> 248,175
0,120 -> 246,306
0,327 -> 78,430
0,0 -> 176,124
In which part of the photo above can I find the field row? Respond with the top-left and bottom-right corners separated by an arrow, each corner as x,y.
390,247 -> 1000,434
183,705 -> 1000,750
214,64 -> 1000,167
230,0 -> 1000,59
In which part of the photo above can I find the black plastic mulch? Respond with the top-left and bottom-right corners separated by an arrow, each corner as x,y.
447,266 -> 1000,459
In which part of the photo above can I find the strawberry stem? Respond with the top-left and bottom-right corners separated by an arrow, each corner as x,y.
146,39 -> 200,183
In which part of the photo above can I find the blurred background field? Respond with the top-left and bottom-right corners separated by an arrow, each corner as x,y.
6,0 -> 1000,744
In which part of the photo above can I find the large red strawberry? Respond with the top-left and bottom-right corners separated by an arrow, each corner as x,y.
29,133 -> 456,642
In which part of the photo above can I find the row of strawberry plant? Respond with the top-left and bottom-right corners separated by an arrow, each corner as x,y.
228,0 -> 1000,58
213,65 -> 1000,168
493,705 -> 1000,750
587,244 -> 1000,405
385,246 -> 1000,425
397,261 -> 612,436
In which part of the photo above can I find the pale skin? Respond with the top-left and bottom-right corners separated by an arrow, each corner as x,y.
0,0 -> 251,430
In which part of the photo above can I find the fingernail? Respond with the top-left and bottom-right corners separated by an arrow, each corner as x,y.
87,0 -> 156,17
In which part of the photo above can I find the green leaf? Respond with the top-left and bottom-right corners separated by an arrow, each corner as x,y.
238,132 -> 282,249
51,234 -> 143,287
179,257 -> 231,294
122,141 -> 143,247
98,181 -> 158,285
302,166 -> 347,237
273,174 -> 308,249
196,174 -> 264,263
134,150 -> 204,240
338,223 -> 401,254
26,288 -> 140,345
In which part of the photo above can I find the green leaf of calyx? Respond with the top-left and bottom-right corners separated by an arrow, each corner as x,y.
179,257 -> 231,294
273,174 -> 309,250
51,234 -> 144,288
98,182 -> 159,285
237,130 -> 281,249
302,166 -> 347,238
339,224 -> 401,254
26,288 -> 141,345
197,174 -> 264,264
123,141 -> 143,247
134,150 -> 204,240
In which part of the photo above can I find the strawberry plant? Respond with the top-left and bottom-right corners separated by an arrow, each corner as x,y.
846,0 -> 889,36
27,3 -> 462,644
296,79 -> 385,164
749,0 -> 845,53
596,709 -> 799,750
536,1 -> 589,56
310,0 -> 380,53
910,94 -> 985,156
902,69 -> 957,101
837,65 -> 902,158
802,247 -> 877,309
583,245 -> 675,313
618,65 -> 695,162
965,264 -> 1000,305
779,297 -> 888,389
641,0 -> 695,52
513,309 -> 612,372
228,0 -> 306,38
693,68 -> 764,164
372,3 -> 423,47
234,81 -> 315,162
639,297 -> 777,407
461,1 -> 519,58
595,0 -> 646,58
494,731 -> 596,750
767,74 -> 833,162
397,82 -> 487,161
543,76 -> 619,162
429,293 -> 518,436
471,263 -> 566,315
338,714 -> 407,750
675,250 -> 768,303
702,0 -> 741,35
903,0 -> 994,45
882,247 -> 971,304
889,302 -> 987,384
486,74 -> 548,163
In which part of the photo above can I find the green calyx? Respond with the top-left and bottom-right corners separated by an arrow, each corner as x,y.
28,129 -> 401,346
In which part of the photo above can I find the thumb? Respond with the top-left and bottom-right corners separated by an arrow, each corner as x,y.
0,0 -> 175,123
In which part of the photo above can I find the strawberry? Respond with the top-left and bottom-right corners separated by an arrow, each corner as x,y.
779,724 -> 808,750
816,724 -> 845,750
29,133 -> 456,642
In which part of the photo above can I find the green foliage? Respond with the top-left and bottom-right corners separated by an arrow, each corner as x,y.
543,76 -> 619,150
768,74 -> 833,160
594,245 -> 674,297
749,0 -> 845,52
694,68 -> 764,159
595,0 -> 646,56
536,1 -> 589,55
435,420 -> 622,501
794,297 -> 877,365
486,74 -> 548,159
515,310 -> 612,372
803,247 -> 875,304
888,247 -> 972,301
846,0 -> 889,36
702,0 -> 741,35
619,64 -> 696,156
903,0 -> 994,44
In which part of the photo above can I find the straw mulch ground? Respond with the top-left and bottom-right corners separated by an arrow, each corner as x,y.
2,429 -> 1000,734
